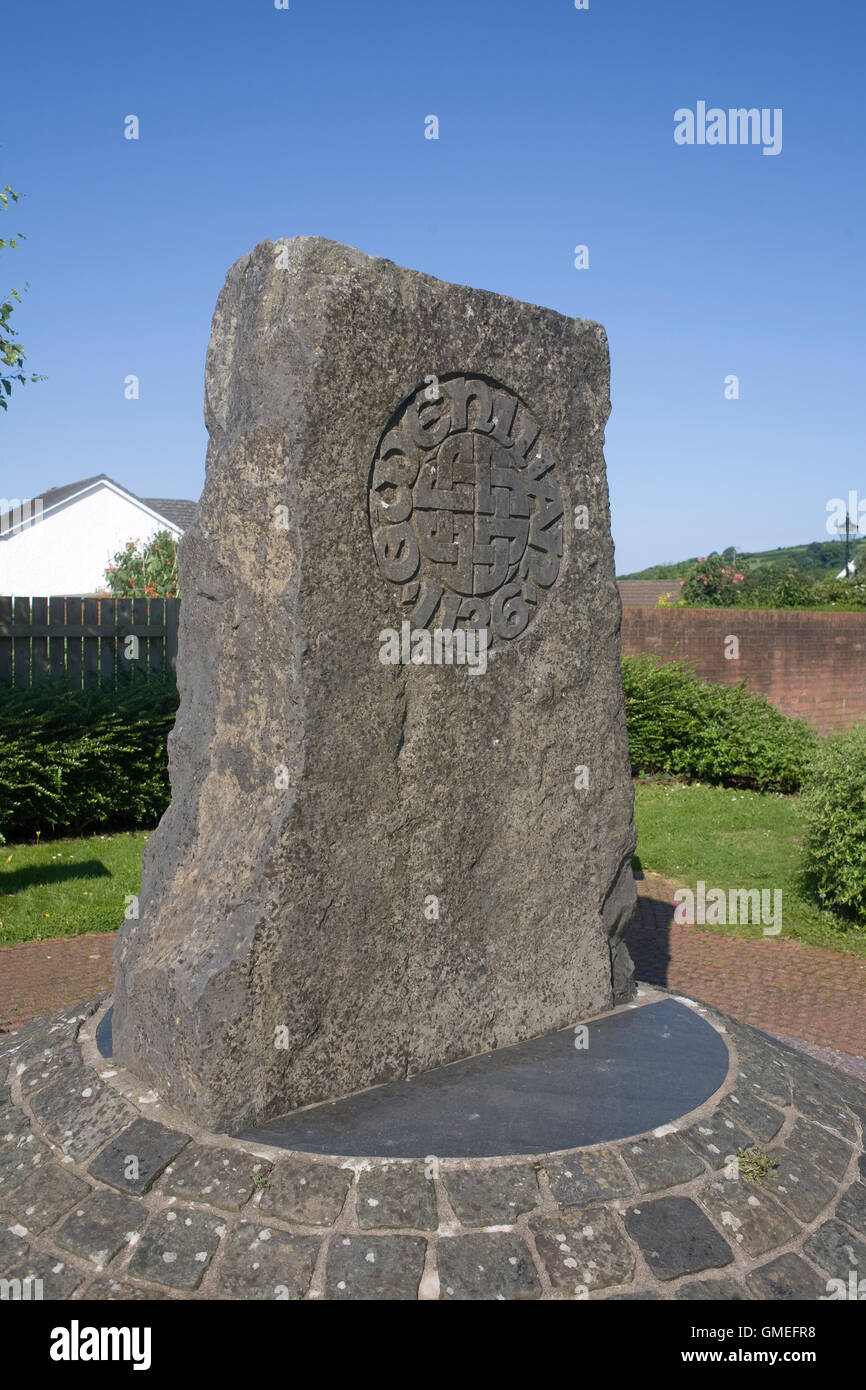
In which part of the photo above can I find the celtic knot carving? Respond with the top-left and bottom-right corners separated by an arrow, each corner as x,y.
369,375 -> 564,640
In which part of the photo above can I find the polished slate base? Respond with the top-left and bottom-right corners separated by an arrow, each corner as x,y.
99,997 -> 729,1157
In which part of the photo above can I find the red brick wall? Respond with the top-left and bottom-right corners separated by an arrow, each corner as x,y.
620,608 -> 866,735
617,580 -> 679,606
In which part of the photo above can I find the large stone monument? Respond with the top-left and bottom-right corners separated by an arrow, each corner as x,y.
112,238 -> 637,1132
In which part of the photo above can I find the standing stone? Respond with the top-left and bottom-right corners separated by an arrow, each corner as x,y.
112,237 -> 636,1132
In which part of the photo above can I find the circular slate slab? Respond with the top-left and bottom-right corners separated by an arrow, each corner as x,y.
101,998 -> 728,1158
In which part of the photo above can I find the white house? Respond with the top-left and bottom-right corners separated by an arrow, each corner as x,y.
0,475 -> 197,596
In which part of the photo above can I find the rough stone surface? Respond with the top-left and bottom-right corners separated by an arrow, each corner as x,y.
356,1164 -> 437,1231
17,1042 -> 81,1098
621,1133 -> 705,1193
745,1253 -> 831,1301
699,1176 -> 800,1257
215,1222 -> 320,1300
719,1089 -> 784,1143
682,1114 -> 756,1171
443,1165 -> 539,1226
835,1181 -> 866,1239
786,1054 -> 859,1139
784,1117 -> 851,1181
54,1189 -> 147,1267
28,1066 -> 133,1163
803,1219 -> 866,1282
256,1156 -> 351,1226
160,1144 -> 270,1211
674,1277 -> 747,1300
0,1133 -> 50,1199
530,1206 -> 633,1293
762,1146 -> 841,1224
727,1026 -> 792,1108
111,236 -> 637,1132
127,1206 -> 226,1290
438,1232 -> 541,1300
621,1196 -> 734,1281
0,1220 -> 29,1271
88,1118 -> 189,1195
0,1106 -> 31,1143
546,1149 -> 630,1207
325,1234 -> 426,1300
0,991 -> 861,1301
2,1252 -> 83,1299
7,1164 -> 89,1234
84,1278 -> 176,1301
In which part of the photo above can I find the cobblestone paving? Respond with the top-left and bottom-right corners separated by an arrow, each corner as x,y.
1,988 -> 864,1300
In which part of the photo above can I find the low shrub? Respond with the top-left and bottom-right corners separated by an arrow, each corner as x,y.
0,677 -> 178,840
802,721 -> 866,926
621,655 -> 816,792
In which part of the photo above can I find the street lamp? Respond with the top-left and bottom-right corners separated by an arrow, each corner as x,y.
834,511 -> 860,578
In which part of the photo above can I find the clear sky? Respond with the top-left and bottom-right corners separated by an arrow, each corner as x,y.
2,0 -> 863,574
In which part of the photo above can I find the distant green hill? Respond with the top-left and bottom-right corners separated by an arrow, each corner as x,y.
619,539 -> 863,581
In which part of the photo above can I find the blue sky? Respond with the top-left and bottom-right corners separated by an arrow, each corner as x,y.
2,0 -> 863,574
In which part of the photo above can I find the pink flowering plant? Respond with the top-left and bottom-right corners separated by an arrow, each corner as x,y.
680,554 -> 745,607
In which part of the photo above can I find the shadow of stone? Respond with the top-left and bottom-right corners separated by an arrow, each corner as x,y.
623,870 -> 675,988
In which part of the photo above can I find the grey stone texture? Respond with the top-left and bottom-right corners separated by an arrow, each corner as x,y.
127,1206 -> 226,1290
111,236 -> 637,1131
438,1232 -> 541,1300
0,1221 -> 29,1271
530,1206 -> 634,1293
443,1164 -> 540,1226
699,1176 -> 800,1258
621,1197 -> 733,1281
54,1189 -> 146,1267
87,1117 -> 189,1195
356,1163 -> 437,1230
255,1155 -> 351,1226
159,1143 -> 270,1211
215,1222 -> 320,1300
546,1149 -> 631,1207
2,1252 -> 83,1299
621,1133 -> 705,1193
746,1253 -> 830,1301
674,1277 -> 747,1300
803,1219 -> 866,1282
6,1164 -> 90,1234
682,1114 -> 756,1170
28,1067 -> 133,1163
325,1234 -> 427,1300
1,992 -> 863,1301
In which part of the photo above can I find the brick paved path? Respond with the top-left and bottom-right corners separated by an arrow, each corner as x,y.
3,882 -> 864,1063
0,933 -> 116,1034
1,992 -> 864,1300
625,875 -> 866,1061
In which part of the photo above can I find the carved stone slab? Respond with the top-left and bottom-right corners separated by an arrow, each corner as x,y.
112,238 -> 637,1132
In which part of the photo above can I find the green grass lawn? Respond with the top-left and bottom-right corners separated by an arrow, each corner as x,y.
0,831 -> 149,946
633,780 -> 866,958
1,785 -> 862,959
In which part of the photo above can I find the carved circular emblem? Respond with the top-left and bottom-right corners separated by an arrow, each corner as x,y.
368,375 -> 564,640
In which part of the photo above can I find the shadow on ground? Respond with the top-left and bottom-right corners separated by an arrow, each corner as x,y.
0,860 -> 111,893
625,857 -> 675,987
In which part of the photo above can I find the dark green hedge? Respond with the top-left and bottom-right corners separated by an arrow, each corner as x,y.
0,658 -> 820,840
621,655 -> 816,792
0,679 -> 179,841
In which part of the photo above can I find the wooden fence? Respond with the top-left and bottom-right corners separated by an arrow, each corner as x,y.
0,597 -> 180,689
